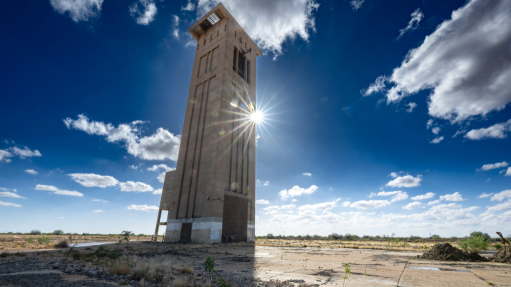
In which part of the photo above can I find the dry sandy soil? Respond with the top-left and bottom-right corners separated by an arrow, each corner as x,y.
1,241 -> 510,286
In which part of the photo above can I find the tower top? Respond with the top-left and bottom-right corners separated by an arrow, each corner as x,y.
188,3 -> 262,56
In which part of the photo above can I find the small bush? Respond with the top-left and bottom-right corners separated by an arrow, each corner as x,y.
457,235 -> 488,253
172,277 -> 187,287
431,234 -> 441,240
110,261 -> 132,275
37,236 -> 52,244
30,230 -> 41,235
55,240 -> 69,248
470,231 -> 491,242
494,243 -> 503,251
53,230 -> 64,235
26,237 -> 34,244
181,266 -> 194,274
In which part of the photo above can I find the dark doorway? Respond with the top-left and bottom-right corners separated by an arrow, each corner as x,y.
180,223 -> 192,242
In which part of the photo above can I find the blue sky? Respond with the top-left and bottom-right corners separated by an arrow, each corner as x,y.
1,0 -> 511,237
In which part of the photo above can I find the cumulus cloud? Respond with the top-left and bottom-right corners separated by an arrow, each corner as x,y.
302,173 -> 312,176
50,0 -> 104,22
147,164 -> 175,183
279,185 -> 318,200
68,173 -> 119,188
0,150 -> 12,163
0,192 -> 25,199
478,193 -> 493,199
406,102 -> 417,113
350,200 -> 390,210
477,161 -> 508,171
439,192 -> 464,201
129,0 -> 157,25
491,190 -> 511,202
403,201 -> 424,210
0,200 -> 22,208
182,1 -> 195,11
256,199 -> 270,205
487,200 -> 511,211
465,120 -> 511,140
197,0 -> 319,58
127,204 -> 158,212
35,184 -> 83,197
152,188 -> 162,195
411,192 -> 435,201
430,136 -> 444,144
299,199 -> 341,211
375,191 -> 408,202
256,179 -> 270,186
92,199 -> 107,203
350,0 -> 364,10
64,114 -> 180,161
363,0 -> 511,123
342,201 -> 351,207
119,181 -> 153,193
93,210 -> 104,213
386,174 -> 421,188
428,200 -> 441,205
505,167 -> 511,176
409,203 -> 478,221
432,127 -> 440,135
262,206 -> 281,215
397,8 -> 423,39
10,147 -> 42,159
25,169 -> 37,175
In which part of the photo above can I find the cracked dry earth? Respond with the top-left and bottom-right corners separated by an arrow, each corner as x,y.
1,242 -> 511,286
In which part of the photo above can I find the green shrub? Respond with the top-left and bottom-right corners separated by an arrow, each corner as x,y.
457,235 -> 488,253
431,234 -> 441,240
53,230 -> 64,235
494,243 -> 503,251
26,237 -> 34,244
37,236 -> 52,244
470,231 -> 490,242
30,230 -> 41,235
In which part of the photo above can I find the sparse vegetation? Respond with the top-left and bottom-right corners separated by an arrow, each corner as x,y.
30,230 -> 41,235
53,230 -> 64,235
343,263 -> 351,287
457,235 -> 489,253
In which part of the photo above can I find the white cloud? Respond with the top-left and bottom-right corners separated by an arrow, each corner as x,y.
68,173 -> 119,188
350,200 -> 390,210
256,199 -> 270,205
406,102 -> 417,113
0,200 -> 22,208
92,199 -> 108,203
64,114 -> 181,161
465,120 -> 511,140
403,201 -> 424,210
262,206 -> 281,215
376,191 -> 408,202
397,8 -> 423,39
35,184 -> 84,197
129,164 -> 139,170
503,167 -> 511,176
432,127 -> 440,135
477,192 -> 493,199
487,200 -> 511,211
197,0 -> 319,58
182,1 -> 195,11
477,161 -> 508,171
363,0 -> 511,123
172,15 -> 180,39
25,169 -> 37,175
427,119 -> 434,129
428,200 -> 441,205
119,181 -> 153,193
129,0 -> 157,25
157,172 -> 166,183
350,0 -> 364,10
147,164 -> 174,172
0,192 -> 25,199
410,203 -> 479,221
10,146 -> 42,159
342,201 -> 351,207
362,76 -> 387,96
279,185 -> 318,200
281,204 -> 296,210
299,199 -> 340,211
491,190 -> 511,201
93,209 -> 104,213
127,204 -> 158,212
302,173 -> 312,176
439,192 -> 464,201
49,0 -> 104,22
386,174 -> 421,188
0,150 -> 12,163
152,188 -> 162,195
430,136 -> 444,144
411,192 -> 435,201
256,179 -> 270,186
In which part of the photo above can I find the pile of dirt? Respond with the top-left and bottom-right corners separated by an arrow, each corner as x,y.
419,243 -> 487,262
492,245 -> 511,263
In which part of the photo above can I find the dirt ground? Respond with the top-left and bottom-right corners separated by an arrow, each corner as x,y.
1,241 -> 510,286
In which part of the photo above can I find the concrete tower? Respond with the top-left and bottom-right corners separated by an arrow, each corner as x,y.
154,3 -> 261,244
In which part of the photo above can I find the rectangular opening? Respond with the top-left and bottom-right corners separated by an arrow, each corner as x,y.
233,47 -> 238,72
247,61 -> 251,84
238,51 -> 246,79
180,223 -> 192,242
207,13 -> 219,25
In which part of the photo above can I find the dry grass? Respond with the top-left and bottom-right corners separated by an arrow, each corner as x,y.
181,266 -> 194,274
109,261 -> 132,275
256,239 -> 457,252
171,276 -> 187,287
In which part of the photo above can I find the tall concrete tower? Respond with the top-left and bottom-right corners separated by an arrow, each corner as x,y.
154,3 -> 261,244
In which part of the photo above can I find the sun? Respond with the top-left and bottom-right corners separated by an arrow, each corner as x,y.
250,110 -> 264,123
